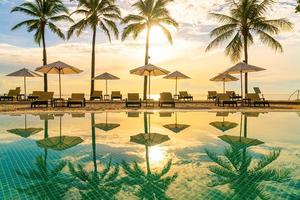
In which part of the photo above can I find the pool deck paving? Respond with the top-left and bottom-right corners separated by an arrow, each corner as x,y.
0,100 -> 300,113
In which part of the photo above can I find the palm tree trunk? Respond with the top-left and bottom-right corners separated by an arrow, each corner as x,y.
42,26 -> 48,92
243,34 -> 249,95
91,113 -> 97,173
90,27 -> 97,98
143,26 -> 151,100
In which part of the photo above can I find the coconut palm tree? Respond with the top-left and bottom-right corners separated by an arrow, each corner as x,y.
205,147 -> 290,199
206,0 -> 293,93
297,0 -> 300,12
68,0 -> 121,98
122,0 -> 178,100
68,113 -> 122,199
16,156 -> 73,199
11,0 -> 72,92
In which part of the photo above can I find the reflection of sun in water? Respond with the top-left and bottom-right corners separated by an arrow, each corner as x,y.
149,146 -> 166,163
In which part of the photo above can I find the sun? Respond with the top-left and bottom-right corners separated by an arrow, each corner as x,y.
149,146 -> 166,163
150,26 -> 166,44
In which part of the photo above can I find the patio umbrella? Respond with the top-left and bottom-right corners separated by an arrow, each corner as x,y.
6,68 -> 42,98
210,112 -> 238,132
94,112 -> 120,132
163,112 -> 190,133
94,72 -> 120,96
224,62 -> 266,98
130,64 -> 170,100
35,61 -> 83,98
130,133 -> 170,146
7,114 -> 43,138
37,115 -> 83,151
163,71 -> 190,95
210,73 -> 238,93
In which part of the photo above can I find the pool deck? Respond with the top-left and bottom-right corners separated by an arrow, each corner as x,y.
1,100 -> 300,113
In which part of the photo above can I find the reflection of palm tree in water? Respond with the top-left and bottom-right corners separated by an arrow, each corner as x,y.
206,113 -> 290,200
16,115 -> 72,199
68,113 -> 122,200
122,112 -> 178,200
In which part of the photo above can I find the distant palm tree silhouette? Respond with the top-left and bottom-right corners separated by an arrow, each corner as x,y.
68,113 -> 122,199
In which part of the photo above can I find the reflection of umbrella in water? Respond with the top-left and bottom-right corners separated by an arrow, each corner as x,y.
163,112 -> 190,133
7,114 -> 43,138
130,133 -> 170,146
37,115 -> 83,151
94,112 -> 120,132
210,112 -> 238,132
219,135 -> 264,149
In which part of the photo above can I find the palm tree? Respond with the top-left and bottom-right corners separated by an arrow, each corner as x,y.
205,147 -> 290,199
297,0 -> 300,13
17,155 -> 73,199
11,0 -> 72,92
122,0 -> 178,100
67,113 -> 122,199
206,0 -> 293,94
68,0 -> 121,98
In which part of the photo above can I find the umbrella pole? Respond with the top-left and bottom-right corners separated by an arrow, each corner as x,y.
148,75 -> 151,100
175,77 -> 178,96
25,114 -> 27,129
106,79 -> 108,96
223,80 -> 225,93
24,76 -> 27,99
59,71 -> 62,99
240,71 -> 243,99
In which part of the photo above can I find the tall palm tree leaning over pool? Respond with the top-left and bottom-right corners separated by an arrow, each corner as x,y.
68,0 -> 121,98
122,0 -> 178,100
206,0 -> 293,94
11,0 -> 72,92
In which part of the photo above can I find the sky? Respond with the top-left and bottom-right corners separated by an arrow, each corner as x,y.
0,0 -> 299,98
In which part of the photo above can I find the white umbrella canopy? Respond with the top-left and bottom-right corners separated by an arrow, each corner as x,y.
164,71 -> 190,95
130,64 -> 170,99
35,61 -> 83,98
210,73 -> 239,93
6,68 -> 42,98
94,72 -> 120,96
224,62 -> 266,97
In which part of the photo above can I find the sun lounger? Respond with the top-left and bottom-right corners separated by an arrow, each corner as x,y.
31,92 -> 54,108
159,92 -> 175,107
0,87 -> 21,101
125,93 -> 142,107
111,91 -> 122,101
226,91 -> 242,100
67,93 -> 86,107
28,91 -> 44,101
207,91 -> 217,101
244,93 -> 270,107
178,91 -> 193,101
253,87 -> 265,100
90,90 -> 103,100
216,93 -> 238,107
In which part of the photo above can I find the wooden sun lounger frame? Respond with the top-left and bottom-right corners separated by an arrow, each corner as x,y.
159,92 -> 175,108
31,92 -> 54,108
244,93 -> 270,107
216,93 -> 238,107
67,93 -> 86,107
178,91 -> 193,101
125,93 -> 142,107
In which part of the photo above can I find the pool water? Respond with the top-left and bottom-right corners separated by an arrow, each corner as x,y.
0,111 -> 299,200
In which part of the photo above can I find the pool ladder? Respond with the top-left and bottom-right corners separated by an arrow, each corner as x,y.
288,90 -> 300,101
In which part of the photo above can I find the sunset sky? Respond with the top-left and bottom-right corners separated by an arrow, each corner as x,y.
0,0 -> 299,98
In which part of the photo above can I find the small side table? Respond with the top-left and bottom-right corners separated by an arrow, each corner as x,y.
52,98 -> 66,107
104,94 -> 110,101
144,99 -> 155,107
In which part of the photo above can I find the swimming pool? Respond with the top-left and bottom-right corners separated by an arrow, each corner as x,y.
0,111 -> 299,199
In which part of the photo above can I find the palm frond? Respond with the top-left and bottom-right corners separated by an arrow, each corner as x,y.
209,13 -> 239,24
225,32 -> 243,62
256,30 -> 283,52
48,22 -> 65,40
206,29 -> 236,52
157,24 -> 173,44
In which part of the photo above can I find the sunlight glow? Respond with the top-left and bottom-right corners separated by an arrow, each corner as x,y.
149,146 -> 166,163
